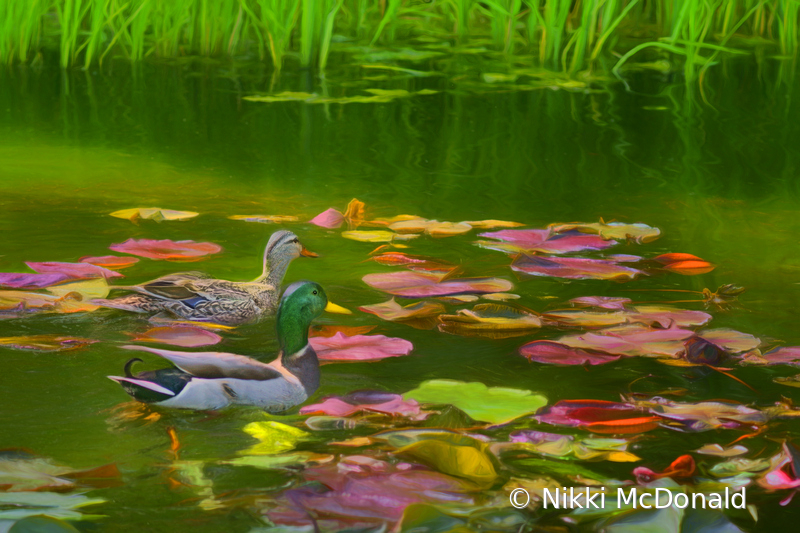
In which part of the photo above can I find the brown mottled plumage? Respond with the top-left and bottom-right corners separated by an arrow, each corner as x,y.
94,230 -> 316,325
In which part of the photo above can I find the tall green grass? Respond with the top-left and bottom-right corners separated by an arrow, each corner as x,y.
0,0 -> 797,80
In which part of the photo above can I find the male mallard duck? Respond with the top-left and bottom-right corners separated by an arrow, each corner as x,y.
95,230 -> 317,325
108,281 -> 349,411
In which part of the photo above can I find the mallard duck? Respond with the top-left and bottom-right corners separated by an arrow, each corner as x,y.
108,281 -> 349,411
95,230 -> 317,325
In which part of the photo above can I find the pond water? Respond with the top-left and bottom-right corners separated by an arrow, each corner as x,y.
2,58 -> 800,532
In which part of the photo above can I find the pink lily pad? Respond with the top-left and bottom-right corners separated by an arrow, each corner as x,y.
0,272 -> 71,289
511,255 -> 645,280
131,326 -> 222,347
748,346 -> 800,366
108,239 -> 222,261
300,390 -> 424,418
363,271 -> 513,297
480,228 -> 618,254
310,208 -> 345,229
79,255 -> 140,269
25,261 -> 123,280
309,332 -> 413,362
519,340 -> 622,366
562,325 -> 695,358
698,328 -> 760,354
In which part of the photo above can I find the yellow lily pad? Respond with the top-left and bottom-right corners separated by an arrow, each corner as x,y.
240,421 -> 309,455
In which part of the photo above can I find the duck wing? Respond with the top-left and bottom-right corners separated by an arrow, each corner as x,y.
122,345 -> 282,381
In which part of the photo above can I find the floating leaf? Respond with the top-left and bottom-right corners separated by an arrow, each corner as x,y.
240,420 -> 309,455
438,304 -> 542,339
662,260 -> 716,275
652,253 -> 704,264
774,374 -> 800,387
79,255 -> 140,269
109,239 -> 222,261
343,230 -> 406,243
512,255 -> 645,280
696,444 -> 748,457
110,207 -> 199,222
131,326 -> 222,347
228,214 -> 299,224
519,341 -> 622,366
0,273 -> 70,289
404,380 -> 547,424
370,252 -> 454,272
570,296 -> 632,310
535,399 -> 648,428
309,332 -> 414,362
0,335 -> 97,352
300,391 -> 424,419
506,431 -> 639,461
479,229 -> 618,254
310,207 -> 345,228
363,271 -> 513,297
552,324 -> 695,358
359,298 -> 445,329
549,221 -> 661,243
26,261 -> 122,280
462,219 -> 524,229
699,328 -> 760,353
634,397 -> 768,431
482,292 -> 520,301
543,305 -> 711,329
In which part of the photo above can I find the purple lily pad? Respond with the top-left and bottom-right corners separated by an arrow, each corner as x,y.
0,272 -> 71,289
25,261 -> 123,280
511,255 -> 645,280
519,340 -> 622,365
479,229 -> 618,254
300,390 -> 425,418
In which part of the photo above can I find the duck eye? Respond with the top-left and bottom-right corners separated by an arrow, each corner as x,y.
292,239 -> 299,243
312,290 -> 318,295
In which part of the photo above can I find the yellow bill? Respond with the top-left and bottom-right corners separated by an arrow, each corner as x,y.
325,301 -> 352,314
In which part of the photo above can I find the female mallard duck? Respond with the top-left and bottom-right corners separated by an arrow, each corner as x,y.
95,230 -> 317,325
108,281 -> 349,411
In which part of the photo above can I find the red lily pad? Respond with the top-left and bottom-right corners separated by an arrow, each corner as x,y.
479,229 -> 618,254
519,341 -> 622,366
79,255 -> 140,269
363,271 -> 513,297
300,390 -> 424,418
309,332 -> 414,362
535,399 -> 657,434
310,208 -> 345,228
0,273 -> 70,289
108,239 -> 222,261
511,255 -> 645,280
131,326 -> 222,347
25,262 -> 123,280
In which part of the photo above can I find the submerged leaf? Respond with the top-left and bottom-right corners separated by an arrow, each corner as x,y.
404,380 -> 547,424
398,438 -> 498,487
300,391 -> 424,419
109,239 -> 222,261
132,326 -> 222,347
240,420 -> 309,455
309,332 -> 414,362
0,335 -> 97,352
512,255 -> 645,280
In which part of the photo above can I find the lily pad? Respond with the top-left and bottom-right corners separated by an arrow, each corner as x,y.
110,207 -> 198,222
131,326 -> 222,347
240,420 -> 309,455
26,262 -> 122,280
310,208 -> 345,228
309,332 -> 414,362
228,215 -> 299,224
109,239 -> 222,261
512,255 -> 645,280
79,255 -> 140,269
549,221 -> 661,243
404,380 -> 547,424
359,298 -> 445,329
363,271 -> 513,297
438,304 -> 542,339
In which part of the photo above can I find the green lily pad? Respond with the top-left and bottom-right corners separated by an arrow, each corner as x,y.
404,380 -> 547,424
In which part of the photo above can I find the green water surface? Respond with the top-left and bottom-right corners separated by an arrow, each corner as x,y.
1,58 -> 800,531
